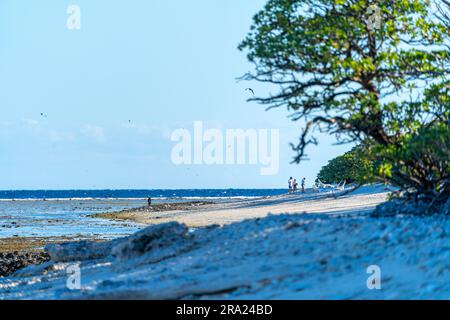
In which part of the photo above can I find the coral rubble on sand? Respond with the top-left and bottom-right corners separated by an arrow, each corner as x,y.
372,197 -> 450,217
0,252 -> 50,277
1,208 -> 450,299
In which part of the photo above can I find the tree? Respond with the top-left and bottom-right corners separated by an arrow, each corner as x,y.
240,0 -> 450,212
316,146 -> 373,184
436,0 -> 450,27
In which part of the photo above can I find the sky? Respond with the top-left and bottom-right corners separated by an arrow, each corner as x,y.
0,0 -> 353,190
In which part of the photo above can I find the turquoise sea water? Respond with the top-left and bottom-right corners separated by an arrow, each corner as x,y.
0,189 -> 286,239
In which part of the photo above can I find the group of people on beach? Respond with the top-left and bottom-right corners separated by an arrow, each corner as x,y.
288,177 -> 306,194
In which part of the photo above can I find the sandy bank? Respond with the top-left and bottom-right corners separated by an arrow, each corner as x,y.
94,187 -> 390,227
92,201 -> 215,221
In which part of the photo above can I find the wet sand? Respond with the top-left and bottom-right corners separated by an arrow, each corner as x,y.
0,236 -> 98,253
0,236 -> 80,277
0,236 -> 105,277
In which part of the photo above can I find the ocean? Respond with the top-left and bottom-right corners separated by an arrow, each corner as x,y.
0,189 -> 285,239
0,189 -> 286,200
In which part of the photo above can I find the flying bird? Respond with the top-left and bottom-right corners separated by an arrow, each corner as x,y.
245,88 -> 255,96
40,113 -> 47,118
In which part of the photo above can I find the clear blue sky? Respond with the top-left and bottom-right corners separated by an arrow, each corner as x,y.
0,0 -> 352,190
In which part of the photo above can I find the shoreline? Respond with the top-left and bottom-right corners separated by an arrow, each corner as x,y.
2,185 -> 450,299
93,187 -> 390,228
0,235 -> 105,253
91,200 -> 216,221
0,186 -> 388,280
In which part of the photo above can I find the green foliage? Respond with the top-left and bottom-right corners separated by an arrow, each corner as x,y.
372,123 -> 450,209
240,0 -> 450,211
316,146 -> 374,184
239,0 -> 449,151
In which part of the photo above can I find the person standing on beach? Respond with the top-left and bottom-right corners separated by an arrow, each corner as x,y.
301,178 -> 306,193
147,196 -> 152,206
293,179 -> 298,193
288,177 -> 293,194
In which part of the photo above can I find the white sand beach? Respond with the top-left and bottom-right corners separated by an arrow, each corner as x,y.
1,185 -> 450,300
95,186 -> 390,227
